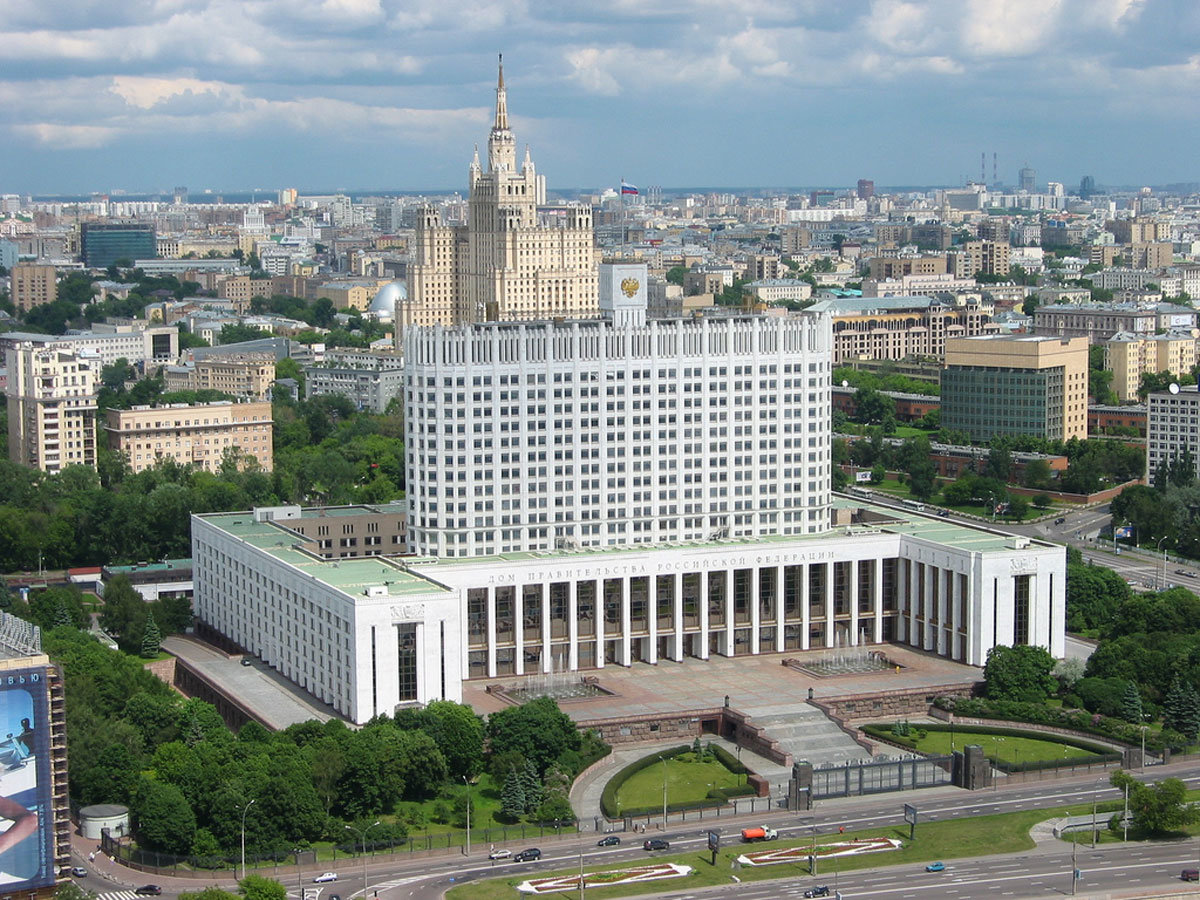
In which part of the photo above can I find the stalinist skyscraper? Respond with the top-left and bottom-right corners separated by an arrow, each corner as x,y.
398,57 -> 598,340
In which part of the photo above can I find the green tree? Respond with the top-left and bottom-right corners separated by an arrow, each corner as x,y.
140,613 -> 162,658
853,387 -> 896,430
1121,680 -> 1144,723
486,697 -> 581,776
520,758 -> 543,813
1109,771 -> 1199,835
983,644 -> 1057,703
665,266 -> 686,286
422,701 -> 485,780
180,889 -> 239,900
1162,675 -> 1198,739
500,766 -> 525,820
132,777 -> 197,854
238,875 -> 288,900
99,576 -> 143,641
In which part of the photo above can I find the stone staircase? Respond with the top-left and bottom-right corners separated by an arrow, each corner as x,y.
742,702 -> 874,777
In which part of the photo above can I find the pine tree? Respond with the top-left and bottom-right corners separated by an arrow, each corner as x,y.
500,766 -> 525,821
53,599 -> 73,629
520,758 -> 543,813
1163,675 -> 1188,734
1121,681 -> 1143,724
140,613 -> 162,658
1181,683 -> 1200,742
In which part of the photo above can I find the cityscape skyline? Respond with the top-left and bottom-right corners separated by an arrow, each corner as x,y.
4,0 -> 1199,194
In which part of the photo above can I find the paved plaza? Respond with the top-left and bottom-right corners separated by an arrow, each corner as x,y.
462,644 -> 982,722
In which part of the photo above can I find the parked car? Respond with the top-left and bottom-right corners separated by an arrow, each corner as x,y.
487,848 -> 511,860
643,839 -> 670,851
313,873 -> 338,883
70,867 -> 87,878
925,861 -> 946,872
513,848 -> 542,862
1183,868 -> 1199,881
803,887 -> 830,898
596,835 -> 621,847
1054,517 -> 1066,525
134,887 -> 162,896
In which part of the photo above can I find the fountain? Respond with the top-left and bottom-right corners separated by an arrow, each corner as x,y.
789,629 -> 897,677
503,653 -> 611,704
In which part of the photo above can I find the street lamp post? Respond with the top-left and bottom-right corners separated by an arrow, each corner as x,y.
657,755 -> 668,827
240,798 -> 257,882
1157,536 -> 1169,590
463,776 -> 472,857
345,821 -> 381,900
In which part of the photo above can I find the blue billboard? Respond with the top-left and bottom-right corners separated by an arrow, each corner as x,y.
0,668 -> 55,891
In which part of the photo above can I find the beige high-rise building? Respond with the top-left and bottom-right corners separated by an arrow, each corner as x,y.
11,264 -> 57,312
1104,331 -> 1197,403
397,58 -> 597,342
165,353 -> 277,400
942,335 -> 1089,442
947,241 -> 1010,278
5,343 -> 97,473
104,400 -> 273,473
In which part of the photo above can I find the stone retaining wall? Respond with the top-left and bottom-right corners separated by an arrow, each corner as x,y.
820,680 -> 982,722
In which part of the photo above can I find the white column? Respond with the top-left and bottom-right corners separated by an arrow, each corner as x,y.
620,576 -> 632,666
800,563 -> 810,651
907,560 -> 920,649
824,562 -> 835,648
647,578 -> 659,665
750,566 -> 761,654
699,572 -> 711,660
595,580 -> 605,670
774,565 -> 786,653
568,580 -> 579,671
486,585 -> 498,678
514,583 -> 525,676
950,570 -> 961,662
672,574 -> 684,662
872,558 -> 884,644
540,584 -> 552,674
924,564 -> 935,652
722,568 -> 735,657
849,559 -> 860,646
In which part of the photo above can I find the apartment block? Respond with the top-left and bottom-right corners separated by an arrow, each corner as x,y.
1147,386 -> 1200,480
942,335 -> 1089,442
305,352 -> 405,413
1105,331 -> 1197,403
806,295 -> 995,364
5,344 -> 98,473
867,254 -> 948,280
947,241 -> 1010,278
104,400 -> 273,473
10,264 -> 56,312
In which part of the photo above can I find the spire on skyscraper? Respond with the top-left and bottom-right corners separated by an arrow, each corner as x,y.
494,53 -> 509,132
487,53 -> 516,172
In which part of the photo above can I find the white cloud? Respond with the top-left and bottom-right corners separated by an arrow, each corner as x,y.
12,123 -> 119,148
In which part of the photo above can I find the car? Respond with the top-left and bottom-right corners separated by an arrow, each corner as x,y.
312,873 -> 338,883
328,894 -> 340,900
512,848 -> 542,862
70,867 -> 87,878
643,839 -> 670,851
241,657 -> 253,666
803,887 -> 830,898
1183,868 -> 1199,881
487,848 -> 511,860
596,835 -> 621,847
937,509 -> 950,518
134,887 -> 162,896
1054,516 -> 1066,525
925,861 -> 946,872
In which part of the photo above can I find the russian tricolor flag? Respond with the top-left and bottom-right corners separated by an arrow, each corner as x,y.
621,182 -> 638,195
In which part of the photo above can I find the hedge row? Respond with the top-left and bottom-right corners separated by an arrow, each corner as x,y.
934,696 -> 1184,752
599,744 -> 753,819
708,741 -> 749,775
861,721 -> 1122,771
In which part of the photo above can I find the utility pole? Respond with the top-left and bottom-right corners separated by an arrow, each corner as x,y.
579,849 -> 585,900
344,821 -> 381,900
1071,839 -> 1078,895
463,777 -> 471,857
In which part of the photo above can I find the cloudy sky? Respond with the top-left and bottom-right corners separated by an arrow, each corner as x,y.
2,0 -> 1196,195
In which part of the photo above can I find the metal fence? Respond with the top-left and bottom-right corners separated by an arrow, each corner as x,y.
811,754 -> 954,799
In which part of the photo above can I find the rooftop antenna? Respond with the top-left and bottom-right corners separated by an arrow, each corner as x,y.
980,152 -> 985,185
993,152 -> 998,186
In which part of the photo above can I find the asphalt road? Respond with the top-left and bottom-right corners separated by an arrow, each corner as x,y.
360,762 -> 1200,900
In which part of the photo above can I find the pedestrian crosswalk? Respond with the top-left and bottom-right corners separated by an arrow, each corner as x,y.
96,891 -> 143,900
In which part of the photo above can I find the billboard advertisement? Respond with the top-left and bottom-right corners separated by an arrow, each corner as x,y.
0,668 -> 55,891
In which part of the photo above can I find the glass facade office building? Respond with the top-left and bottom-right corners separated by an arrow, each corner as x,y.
80,224 -> 156,268
942,366 -> 1063,442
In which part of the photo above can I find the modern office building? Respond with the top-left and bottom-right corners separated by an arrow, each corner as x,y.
1147,385 -> 1200,480
398,58 -> 597,336
11,264 -> 57,312
194,289 -> 1066,723
5,343 -> 98,473
80,223 -> 156,269
104,400 -> 274,473
942,335 -> 1089,442
1104,331 -> 1197,403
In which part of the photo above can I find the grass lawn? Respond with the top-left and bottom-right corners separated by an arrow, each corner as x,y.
613,753 -> 741,813
909,730 -> 1100,764
446,807 -> 1054,900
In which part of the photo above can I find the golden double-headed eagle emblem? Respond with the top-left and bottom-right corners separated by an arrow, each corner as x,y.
620,277 -> 640,298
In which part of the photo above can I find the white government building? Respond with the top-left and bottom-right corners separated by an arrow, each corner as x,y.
192,266 -> 1067,725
